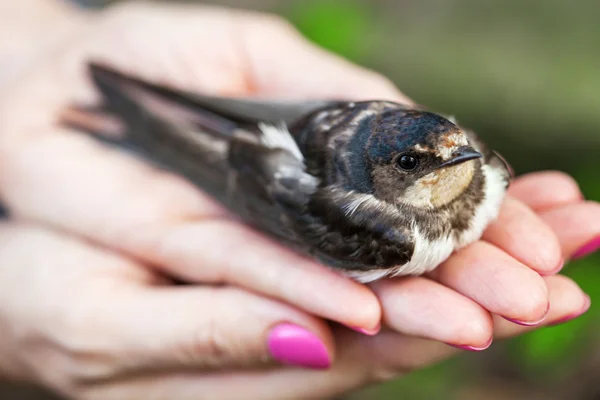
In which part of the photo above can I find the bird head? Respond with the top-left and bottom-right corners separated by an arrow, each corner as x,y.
365,109 -> 482,209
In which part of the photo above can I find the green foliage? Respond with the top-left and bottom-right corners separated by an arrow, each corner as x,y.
284,1 -> 373,62
511,311 -> 589,376
508,255 -> 599,379
575,163 -> 600,202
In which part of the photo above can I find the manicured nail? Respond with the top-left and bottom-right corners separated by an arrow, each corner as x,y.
548,295 -> 591,326
447,337 -> 493,352
503,302 -> 550,326
572,236 -> 600,260
268,324 -> 331,369
347,322 -> 381,336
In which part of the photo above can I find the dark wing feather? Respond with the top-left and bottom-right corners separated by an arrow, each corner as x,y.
227,139 -> 319,245
87,62 -> 335,128
60,62 -> 321,247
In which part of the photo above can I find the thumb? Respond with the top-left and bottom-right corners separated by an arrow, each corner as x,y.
88,285 -> 335,376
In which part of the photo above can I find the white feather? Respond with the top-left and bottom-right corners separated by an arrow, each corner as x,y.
397,225 -> 456,276
345,268 -> 392,283
342,194 -> 383,217
258,122 -> 304,161
455,164 -> 506,248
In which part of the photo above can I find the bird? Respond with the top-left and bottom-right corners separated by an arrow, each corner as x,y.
59,63 -> 513,283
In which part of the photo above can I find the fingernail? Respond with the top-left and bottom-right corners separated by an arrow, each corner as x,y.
572,236 -> 600,260
541,258 -> 565,276
504,302 -> 550,326
347,322 -> 381,336
268,324 -> 331,369
447,337 -> 493,352
548,295 -> 591,326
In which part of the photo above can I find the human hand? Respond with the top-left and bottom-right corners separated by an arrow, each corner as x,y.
0,2 -> 598,397
0,3 -> 386,334
0,0 -> 86,88
0,174 -> 594,400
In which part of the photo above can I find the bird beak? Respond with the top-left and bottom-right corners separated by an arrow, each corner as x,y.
437,146 -> 482,169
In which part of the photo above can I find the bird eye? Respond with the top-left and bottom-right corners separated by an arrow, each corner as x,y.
397,154 -> 419,171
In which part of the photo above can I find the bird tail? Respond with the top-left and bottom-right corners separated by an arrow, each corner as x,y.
58,63 -> 244,207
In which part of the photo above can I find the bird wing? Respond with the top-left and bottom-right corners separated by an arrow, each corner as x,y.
85,62 -> 335,128
59,62 -> 323,247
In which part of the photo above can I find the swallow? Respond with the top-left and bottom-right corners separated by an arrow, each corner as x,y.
59,63 -> 513,283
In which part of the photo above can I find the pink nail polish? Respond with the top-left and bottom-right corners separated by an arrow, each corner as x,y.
547,295 -> 591,326
268,324 -> 331,369
503,302 -> 550,326
572,236 -> 600,260
447,337 -> 493,352
347,323 -> 381,336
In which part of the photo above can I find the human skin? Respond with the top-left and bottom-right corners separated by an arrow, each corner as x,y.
0,1 -> 598,399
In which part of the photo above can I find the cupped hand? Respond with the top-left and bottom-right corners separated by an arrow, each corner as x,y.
0,173 -> 594,400
0,0 -> 598,379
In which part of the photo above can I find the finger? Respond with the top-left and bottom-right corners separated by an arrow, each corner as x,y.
84,275 -> 590,400
69,284 -> 334,379
508,171 -> 584,211
0,222 -> 335,396
236,13 -> 412,104
493,274 -> 590,338
78,366 -> 360,400
539,201 -> 600,260
77,333 -> 452,400
342,274 -> 590,383
0,134 -> 381,332
430,241 -> 549,325
370,277 -> 492,349
482,196 -> 563,275
135,219 -> 382,332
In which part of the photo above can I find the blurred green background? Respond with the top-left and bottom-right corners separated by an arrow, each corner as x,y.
271,1 -> 600,399
3,0 -> 599,399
